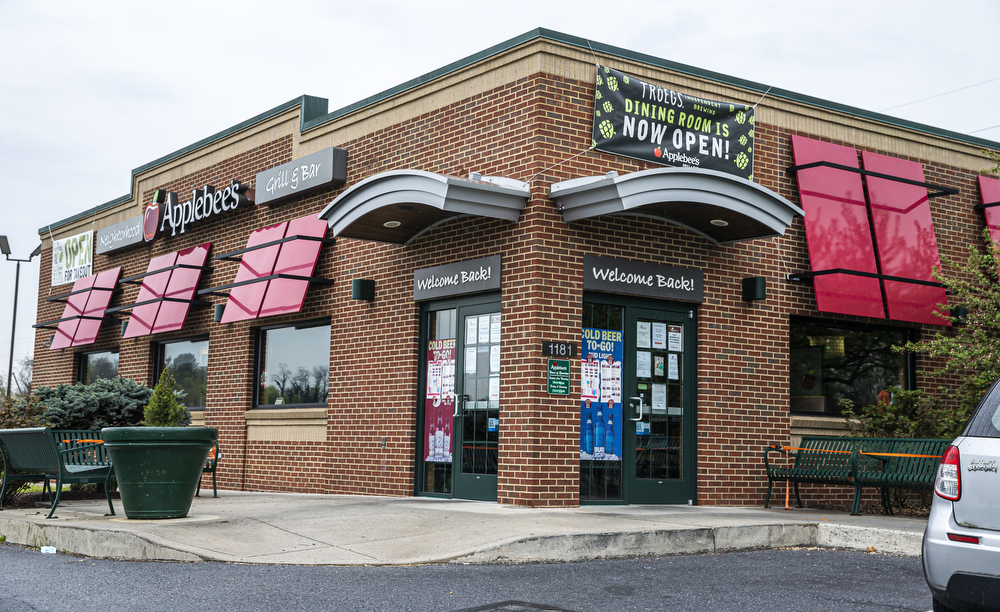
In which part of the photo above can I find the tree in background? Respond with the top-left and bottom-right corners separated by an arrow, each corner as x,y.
12,355 -> 32,396
890,228 -> 1000,438
0,355 -> 33,400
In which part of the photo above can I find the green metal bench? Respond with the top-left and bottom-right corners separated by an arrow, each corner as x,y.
764,436 -> 866,512
0,428 -> 115,518
851,438 -> 950,516
765,435 -> 949,515
195,440 -> 219,498
47,429 -> 111,500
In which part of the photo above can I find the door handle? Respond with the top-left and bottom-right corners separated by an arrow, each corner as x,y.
630,396 -> 644,421
449,393 -> 460,417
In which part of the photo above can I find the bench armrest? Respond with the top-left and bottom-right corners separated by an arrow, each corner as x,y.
850,449 -> 889,478
764,444 -> 796,470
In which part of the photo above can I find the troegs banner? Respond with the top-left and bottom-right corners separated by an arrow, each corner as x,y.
593,65 -> 755,181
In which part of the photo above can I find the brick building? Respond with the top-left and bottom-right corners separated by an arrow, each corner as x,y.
31,29 -> 1000,508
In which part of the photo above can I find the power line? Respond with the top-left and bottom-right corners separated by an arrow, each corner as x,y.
881,76 -> 1000,112
969,123 -> 1000,135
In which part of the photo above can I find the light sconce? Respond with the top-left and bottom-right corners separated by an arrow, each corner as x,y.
742,277 -> 766,302
214,304 -> 225,323
352,279 -> 375,302
950,305 -> 968,326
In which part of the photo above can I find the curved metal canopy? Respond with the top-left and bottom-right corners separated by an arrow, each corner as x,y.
549,167 -> 803,246
318,170 -> 530,245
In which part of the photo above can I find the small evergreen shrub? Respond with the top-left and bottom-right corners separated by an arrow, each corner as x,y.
143,369 -> 191,427
36,377 -> 152,429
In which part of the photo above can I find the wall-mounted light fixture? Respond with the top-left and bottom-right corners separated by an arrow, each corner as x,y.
950,305 -> 968,326
214,304 -> 225,323
121,321 -> 128,336
352,279 -> 375,302
742,277 -> 766,302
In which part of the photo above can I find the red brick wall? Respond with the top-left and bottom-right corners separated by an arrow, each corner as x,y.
32,66 -> 993,509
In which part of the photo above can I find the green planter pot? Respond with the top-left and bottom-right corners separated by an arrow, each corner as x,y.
102,427 -> 217,519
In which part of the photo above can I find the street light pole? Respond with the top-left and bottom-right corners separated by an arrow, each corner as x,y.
0,236 -> 41,398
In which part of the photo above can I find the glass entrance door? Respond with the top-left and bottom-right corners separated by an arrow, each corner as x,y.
624,307 -> 696,504
454,304 -> 501,501
420,299 -> 500,501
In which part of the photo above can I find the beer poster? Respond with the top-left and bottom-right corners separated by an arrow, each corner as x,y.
424,338 -> 455,463
580,327 -> 623,461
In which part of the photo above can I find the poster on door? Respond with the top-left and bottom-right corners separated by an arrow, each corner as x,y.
580,328 -> 623,461
424,338 -> 455,463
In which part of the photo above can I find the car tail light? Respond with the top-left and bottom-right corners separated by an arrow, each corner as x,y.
947,533 -> 980,544
935,445 -> 961,501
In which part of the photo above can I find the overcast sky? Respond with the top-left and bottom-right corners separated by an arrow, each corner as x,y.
2,0 -> 999,386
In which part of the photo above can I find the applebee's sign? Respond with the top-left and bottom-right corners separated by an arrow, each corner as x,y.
144,180 -> 254,241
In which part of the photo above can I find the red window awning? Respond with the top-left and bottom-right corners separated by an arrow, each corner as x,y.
39,267 -> 122,349
789,135 -> 953,326
198,214 -> 333,323
113,243 -> 212,338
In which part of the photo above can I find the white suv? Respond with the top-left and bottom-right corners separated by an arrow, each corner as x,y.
923,378 -> 1000,612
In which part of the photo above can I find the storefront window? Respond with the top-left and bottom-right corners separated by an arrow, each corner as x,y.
789,318 -> 912,415
80,350 -> 119,384
255,321 -> 330,407
157,338 -> 209,410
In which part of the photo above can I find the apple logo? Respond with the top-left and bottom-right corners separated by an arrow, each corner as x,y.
143,190 -> 164,242
653,147 -> 663,158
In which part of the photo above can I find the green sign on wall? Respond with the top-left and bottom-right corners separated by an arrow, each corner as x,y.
548,359 -> 570,395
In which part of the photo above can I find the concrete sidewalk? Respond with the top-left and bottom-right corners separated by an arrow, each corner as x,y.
0,492 -> 928,565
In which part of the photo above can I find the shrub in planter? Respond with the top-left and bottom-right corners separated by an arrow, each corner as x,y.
143,369 -> 191,427
103,369 -> 213,519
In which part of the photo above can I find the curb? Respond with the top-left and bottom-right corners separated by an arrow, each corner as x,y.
0,517 -> 923,564
457,523 -> 922,564
0,517 -> 203,562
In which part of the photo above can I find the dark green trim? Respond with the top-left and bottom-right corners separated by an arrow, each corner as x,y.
39,95 -> 328,235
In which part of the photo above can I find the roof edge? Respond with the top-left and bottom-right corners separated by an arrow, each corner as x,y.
39,95 -> 328,236
306,27 -> 1000,152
